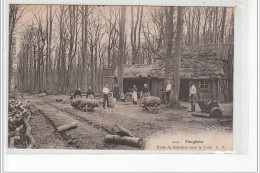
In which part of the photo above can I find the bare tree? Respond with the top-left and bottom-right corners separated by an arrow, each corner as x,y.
170,6 -> 183,108
130,6 -> 144,64
164,7 -> 174,88
9,5 -> 27,90
118,6 -> 126,93
220,7 -> 227,43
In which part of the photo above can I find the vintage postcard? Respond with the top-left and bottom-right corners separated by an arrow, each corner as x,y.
8,4 -> 234,151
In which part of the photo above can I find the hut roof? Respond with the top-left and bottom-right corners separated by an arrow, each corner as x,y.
114,44 -> 228,79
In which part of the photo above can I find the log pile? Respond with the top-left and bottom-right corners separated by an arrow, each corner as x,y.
105,124 -> 142,148
8,99 -> 36,148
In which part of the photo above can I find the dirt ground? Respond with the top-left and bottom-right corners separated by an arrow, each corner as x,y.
24,94 -> 233,151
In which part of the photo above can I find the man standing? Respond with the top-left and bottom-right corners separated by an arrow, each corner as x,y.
103,84 -> 110,108
73,88 -> 82,98
189,82 -> 197,112
165,81 -> 171,104
86,86 -> 95,99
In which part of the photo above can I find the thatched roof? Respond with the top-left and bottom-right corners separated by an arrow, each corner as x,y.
114,45 -> 228,79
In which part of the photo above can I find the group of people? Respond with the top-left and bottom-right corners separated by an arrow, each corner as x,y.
73,81 -> 197,111
73,87 -> 95,99
73,85 -> 111,109
130,83 -> 150,105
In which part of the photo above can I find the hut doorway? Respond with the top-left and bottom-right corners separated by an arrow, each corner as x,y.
123,78 -> 147,93
179,79 -> 189,101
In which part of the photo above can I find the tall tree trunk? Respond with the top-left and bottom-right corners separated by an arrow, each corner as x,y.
220,7 -> 227,43
9,5 -> 19,91
214,7 -> 218,43
170,6 -> 183,108
118,6 -> 126,93
164,7 -> 173,87
196,7 -> 200,45
82,5 -> 88,92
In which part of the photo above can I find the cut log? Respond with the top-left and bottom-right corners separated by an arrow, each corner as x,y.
15,124 -> 24,133
24,112 -> 36,149
37,93 -> 47,97
14,101 -> 23,109
192,112 -> 211,118
111,125 -> 134,137
57,122 -> 78,132
16,108 -> 28,118
105,134 -> 142,148
210,107 -> 223,118
10,136 -> 20,148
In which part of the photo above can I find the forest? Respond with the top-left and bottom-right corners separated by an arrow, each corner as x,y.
9,5 -> 234,97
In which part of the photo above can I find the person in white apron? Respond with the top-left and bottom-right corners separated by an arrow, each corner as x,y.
132,85 -> 138,105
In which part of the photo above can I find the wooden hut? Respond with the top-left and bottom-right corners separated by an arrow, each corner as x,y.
110,44 -> 233,102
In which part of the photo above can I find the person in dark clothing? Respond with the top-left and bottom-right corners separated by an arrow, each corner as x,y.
113,84 -> 120,101
141,84 -> 149,96
140,84 -> 149,106
73,88 -> 82,98
86,87 -> 95,99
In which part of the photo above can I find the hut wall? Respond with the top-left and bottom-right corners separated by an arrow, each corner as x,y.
212,79 -> 219,100
150,79 -> 163,99
218,79 -> 233,102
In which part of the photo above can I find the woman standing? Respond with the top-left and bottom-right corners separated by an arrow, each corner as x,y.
132,85 -> 138,105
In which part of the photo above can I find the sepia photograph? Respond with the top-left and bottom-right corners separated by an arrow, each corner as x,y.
8,4 -> 234,151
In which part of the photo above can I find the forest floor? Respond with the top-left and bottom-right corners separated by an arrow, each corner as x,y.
14,94 -> 233,151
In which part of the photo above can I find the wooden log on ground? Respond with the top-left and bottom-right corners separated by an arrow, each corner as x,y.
15,124 -> 24,134
57,122 -> 78,132
14,101 -> 23,109
9,116 -> 24,124
37,93 -> 47,97
111,125 -> 134,137
105,134 -> 142,148
24,112 -> 36,149
192,112 -> 211,118
10,136 -> 20,148
210,107 -> 223,118
16,108 -> 28,118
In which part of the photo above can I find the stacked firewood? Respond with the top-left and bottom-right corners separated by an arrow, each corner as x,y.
8,99 -> 36,149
